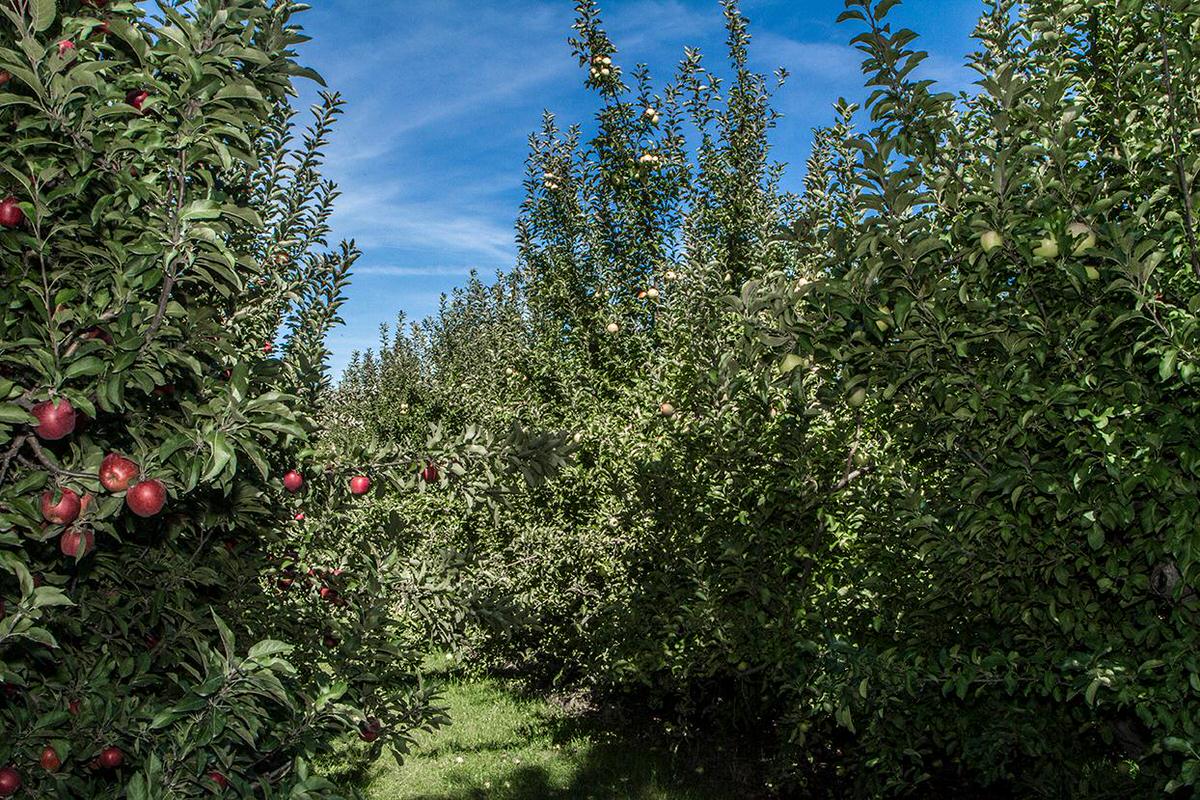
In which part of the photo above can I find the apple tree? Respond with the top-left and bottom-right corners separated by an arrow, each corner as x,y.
0,0 -> 577,796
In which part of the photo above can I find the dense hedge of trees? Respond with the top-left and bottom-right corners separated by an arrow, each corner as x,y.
0,1 -> 565,797
326,0 -> 1200,796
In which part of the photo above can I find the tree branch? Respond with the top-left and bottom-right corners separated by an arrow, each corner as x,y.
1156,10 -> 1200,281
26,437 -> 95,481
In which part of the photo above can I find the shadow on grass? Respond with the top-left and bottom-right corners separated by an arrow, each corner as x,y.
392,702 -> 758,800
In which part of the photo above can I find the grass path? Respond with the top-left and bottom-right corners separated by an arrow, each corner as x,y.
363,678 -> 745,800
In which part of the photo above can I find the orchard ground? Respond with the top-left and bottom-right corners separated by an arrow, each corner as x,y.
347,657 -> 757,800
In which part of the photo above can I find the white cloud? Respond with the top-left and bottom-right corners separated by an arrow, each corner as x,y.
753,32 -> 861,80
354,264 -> 485,277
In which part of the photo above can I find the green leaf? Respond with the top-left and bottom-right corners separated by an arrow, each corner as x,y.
0,404 -> 35,424
1159,349 -> 1177,380
64,356 -> 106,379
30,0 -> 55,32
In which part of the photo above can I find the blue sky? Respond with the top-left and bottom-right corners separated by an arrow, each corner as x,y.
292,0 -> 985,377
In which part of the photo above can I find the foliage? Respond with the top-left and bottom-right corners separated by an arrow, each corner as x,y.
0,1 -> 568,796
329,0 -> 1200,797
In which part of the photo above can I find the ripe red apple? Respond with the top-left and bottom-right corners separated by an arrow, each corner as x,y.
82,326 -> 114,344
0,197 -> 22,228
56,40 -> 76,57
0,768 -> 20,797
359,718 -> 382,742
322,632 -> 339,648
31,398 -> 76,440
60,528 -> 95,558
294,512 -> 305,522
0,71 -> 11,88
209,771 -> 229,789
98,746 -> 123,769
349,475 -> 371,495
282,470 -> 304,493
68,698 -> 82,715
421,462 -> 439,483
99,453 -> 140,492
39,746 -> 61,772
126,479 -> 166,517
41,488 -> 82,525
126,89 -> 149,112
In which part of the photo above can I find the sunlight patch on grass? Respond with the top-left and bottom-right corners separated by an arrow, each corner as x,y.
365,679 -> 736,800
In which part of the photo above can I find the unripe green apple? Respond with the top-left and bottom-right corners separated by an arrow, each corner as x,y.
1033,237 -> 1059,259
1068,221 -> 1096,254
980,230 -> 1003,253
848,388 -> 867,408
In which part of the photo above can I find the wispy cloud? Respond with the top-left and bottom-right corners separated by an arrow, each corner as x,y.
753,33 -> 861,80
354,265 -> 486,277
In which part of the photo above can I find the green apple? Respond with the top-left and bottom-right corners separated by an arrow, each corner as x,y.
1033,237 -> 1059,259
1068,221 -> 1096,254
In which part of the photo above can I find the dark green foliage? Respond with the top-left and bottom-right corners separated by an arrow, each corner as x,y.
329,0 -> 1200,797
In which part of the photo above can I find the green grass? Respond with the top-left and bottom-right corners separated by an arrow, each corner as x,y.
362,678 -> 748,800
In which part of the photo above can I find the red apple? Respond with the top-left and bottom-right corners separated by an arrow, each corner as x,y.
0,768 -> 20,797
209,771 -> 229,789
98,746 -> 123,769
56,40 -> 76,57
126,89 -> 149,112
282,470 -> 303,493
294,512 -> 305,522
421,462 -> 439,483
359,718 -> 382,742
0,197 -> 22,228
39,746 -> 60,772
349,475 -> 371,495
41,488 -> 82,525
100,453 -> 140,492
68,699 -> 82,715
83,326 -> 113,344
31,398 -> 76,440
60,528 -> 95,558
322,632 -> 339,648
126,479 -> 166,517
0,71 -> 11,88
